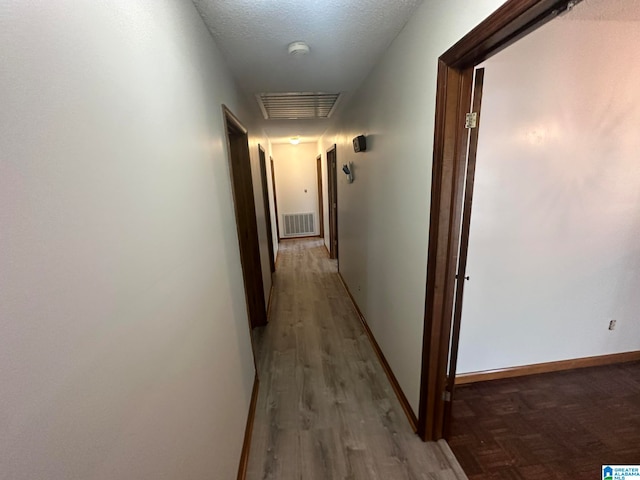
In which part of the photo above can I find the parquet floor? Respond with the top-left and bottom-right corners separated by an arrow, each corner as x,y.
449,361 -> 640,479
246,238 -> 467,480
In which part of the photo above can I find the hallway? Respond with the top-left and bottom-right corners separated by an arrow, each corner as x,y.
8,2 -> 640,478
246,239 -> 465,479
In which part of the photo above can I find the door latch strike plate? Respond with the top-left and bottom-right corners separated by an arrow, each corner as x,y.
442,391 -> 452,402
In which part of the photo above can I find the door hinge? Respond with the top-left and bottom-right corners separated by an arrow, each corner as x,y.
465,112 -> 478,129
442,391 -> 452,402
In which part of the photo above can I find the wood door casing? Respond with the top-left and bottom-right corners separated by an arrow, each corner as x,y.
270,157 -> 280,240
418,0 -> 576,441
258,145 -> 275,273
223,106 -> 267,329
316,155 -> 324,239
443,67 -> 484,437
327,145 -> 338,260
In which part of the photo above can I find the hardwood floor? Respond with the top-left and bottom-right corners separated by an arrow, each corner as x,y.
449,361 -> 640,479
246,238 -> 467,480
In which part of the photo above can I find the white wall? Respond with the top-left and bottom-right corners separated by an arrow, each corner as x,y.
457,17 -> 640,374
272,143 -> 320,236
318,0 -> 507,413
0,1 -> 268,478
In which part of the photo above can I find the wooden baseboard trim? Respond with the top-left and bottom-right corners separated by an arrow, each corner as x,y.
237,374 -> 259,480
337,272 -> 419,433
456,350 -> 640,385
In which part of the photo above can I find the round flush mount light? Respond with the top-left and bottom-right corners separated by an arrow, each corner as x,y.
290,137 -> 300,145
287,41 -> 310,56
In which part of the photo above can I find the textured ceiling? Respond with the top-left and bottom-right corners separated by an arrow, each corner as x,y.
192,0 -> 424,142
562,0 -> 640,21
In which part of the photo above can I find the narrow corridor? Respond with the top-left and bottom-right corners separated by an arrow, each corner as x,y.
246,239 -> 466,479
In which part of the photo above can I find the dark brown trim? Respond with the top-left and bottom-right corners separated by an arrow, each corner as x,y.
258,145 -> 275,274
222,105 -> 267,332
270,157 -> 280,240
420,62 -> 474,441
441,0 -> 572,68
456,351 -> 640,385
419,0 -> 576,441
316,155 -> 325,238
443,68 -> 485,438
236,374 -> 259,480
326,145 -> 338,260
224,105 -> 248,134
337,272 -> 418,433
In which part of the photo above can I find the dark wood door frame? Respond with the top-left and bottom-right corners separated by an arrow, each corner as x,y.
222,105 -> 267,330
270,157 -> 280,240
258,145 -> 275,273
442,67 -> 484,438
326,145 -> 338,260
316,155 -> 325,238
418,0 -> 576,441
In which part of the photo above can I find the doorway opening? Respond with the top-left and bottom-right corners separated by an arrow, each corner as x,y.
270,156 -> 280,241
327,145 -> 338,260
258,145 -> 275,273
439,3 -> 640,476
418,0 -> 578,441
316,155 -> 325,239
222,105 -> 267,329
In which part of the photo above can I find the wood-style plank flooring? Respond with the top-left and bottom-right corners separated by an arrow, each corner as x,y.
246,238 -> 466,480
449,362 -> 640,479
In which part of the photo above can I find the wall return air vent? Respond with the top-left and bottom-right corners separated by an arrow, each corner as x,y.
256,92 -> 341,120
282,213 -> 315,237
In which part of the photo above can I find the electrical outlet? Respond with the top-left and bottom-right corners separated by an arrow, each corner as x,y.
609,319 -> 617,331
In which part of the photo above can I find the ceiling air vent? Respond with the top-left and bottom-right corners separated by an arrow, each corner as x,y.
256,92 -> 341,120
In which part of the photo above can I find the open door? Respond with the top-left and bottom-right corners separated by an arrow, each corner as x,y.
418,0 -> 576,444
270,157 -> 280,240
258,145 -> 275,273
327,145 -> 338,260
222,105 -> 267,329
317,155 -> 325,239
443,68 -> 485,437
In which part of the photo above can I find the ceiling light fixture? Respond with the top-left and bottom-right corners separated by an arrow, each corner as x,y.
287,41 -> 310,56
290,137 -> 300,145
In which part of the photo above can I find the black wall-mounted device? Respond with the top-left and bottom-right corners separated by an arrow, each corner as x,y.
353,135 -> 366,153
